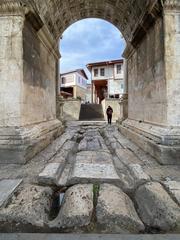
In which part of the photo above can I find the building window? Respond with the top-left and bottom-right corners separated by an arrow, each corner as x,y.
116,64 -> 122,74
78,76 -> 81,83
121,83 -> 124,89
100,68 -> 105,76
94,69 -> 98,77
61,77 -> 65,84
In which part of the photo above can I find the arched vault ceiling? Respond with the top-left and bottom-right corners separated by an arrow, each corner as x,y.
29,0 -> 162,43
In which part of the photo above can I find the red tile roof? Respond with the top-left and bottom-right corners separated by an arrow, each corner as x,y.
86,59 -> 124,71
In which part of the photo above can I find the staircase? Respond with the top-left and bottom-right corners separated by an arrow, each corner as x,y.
79,104 -> 104,121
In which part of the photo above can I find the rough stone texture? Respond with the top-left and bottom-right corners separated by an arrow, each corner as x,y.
68,162 -> 120,186
118,119 -> 180,165
38,162 -> 64,185
117,5 -> 180,165
96,184 -> 145,233
115,149 -> 141,166
62,99 -> 81,121
22,19 -> 58,126
135,182 -> 180,232
0,15 -> 23,127
30,0 -> 150,43
49,184 -> 93,229
127,18 -> 166,126
0,119 -> 63,164
0,179 -> 22,208
128,164 -> 150,187
68,150 -> 120,185
164,8 -> 180,126
0,121 -> 180,233
0,8 -> 62,164
0,184 -> 53,228
1,0 -> 180,169
163,181 -> 180,205
113,156 -> 135,193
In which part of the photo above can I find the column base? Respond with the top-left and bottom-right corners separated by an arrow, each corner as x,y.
0,119 -> 64,164
118,119 -> 180,165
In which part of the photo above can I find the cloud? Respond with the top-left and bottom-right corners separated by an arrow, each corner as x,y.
59,18 -> 126,81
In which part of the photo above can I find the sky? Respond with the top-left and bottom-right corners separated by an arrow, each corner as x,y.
59,18 -> 126,81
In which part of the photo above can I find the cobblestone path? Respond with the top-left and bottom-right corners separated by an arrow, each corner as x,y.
0,121 -> 180,233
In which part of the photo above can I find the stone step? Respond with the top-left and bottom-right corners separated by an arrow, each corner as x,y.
0,179 -> 22,208
162,181 -> 180,205
67,162 -> 120,185
38,162 -> 65,185
79,104 -> 104,121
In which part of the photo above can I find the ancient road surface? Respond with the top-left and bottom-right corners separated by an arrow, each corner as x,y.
0,121 -> 180,234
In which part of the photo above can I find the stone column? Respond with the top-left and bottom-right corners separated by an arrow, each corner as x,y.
123,59 -> 128,95
164,0 -> 180,126
0,1 -> 64,164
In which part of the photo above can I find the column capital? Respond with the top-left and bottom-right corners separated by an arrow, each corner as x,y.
0,0 -> 29,15
164,0 -> 180,10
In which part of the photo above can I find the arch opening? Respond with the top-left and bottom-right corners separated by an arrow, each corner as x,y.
59,18 -> 126,118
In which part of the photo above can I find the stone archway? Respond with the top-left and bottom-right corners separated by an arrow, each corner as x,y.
0,0 -> 180,164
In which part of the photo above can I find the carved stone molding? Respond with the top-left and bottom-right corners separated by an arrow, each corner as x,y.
37,25 -> 60,60
130,0 -> 162,47
164,0 -> 180,10
122,43 -> 135,59
0,0 -> 29,15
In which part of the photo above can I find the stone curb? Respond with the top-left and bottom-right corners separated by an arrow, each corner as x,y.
1,234 -> 180,240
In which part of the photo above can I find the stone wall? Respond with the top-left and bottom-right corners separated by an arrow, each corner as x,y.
22,20 -> 57,126
74,86 -> 87,102
127,18 -> 167,126
63,99 -> 81,121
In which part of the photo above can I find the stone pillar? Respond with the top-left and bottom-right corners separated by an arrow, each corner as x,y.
118,95 -> 128,123
164,0 -> 180,126
56,96 -> 64,122
118,1 -> 180,165
0,4 -> 24,127
0,2 -> 64,164
123,59 -> 128,95
118,59 -> 128,122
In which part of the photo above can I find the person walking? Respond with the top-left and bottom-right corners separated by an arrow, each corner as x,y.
106,106 -> 113,124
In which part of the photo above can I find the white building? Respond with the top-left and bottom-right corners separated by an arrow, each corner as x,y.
86,59 -> 124,104
60,69 -> 88,102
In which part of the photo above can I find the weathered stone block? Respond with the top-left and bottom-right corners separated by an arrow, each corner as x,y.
128,164 -> 150,187
0,179 -> 22,208
0,184 -> 53,228
135,182 -> 180,232
0,120 -> 64,164
38,162 -> 65,185
68,162 -> 120,185
163,181 -> 180,205
96,184 -> 145,233
49,184 -> 93,229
